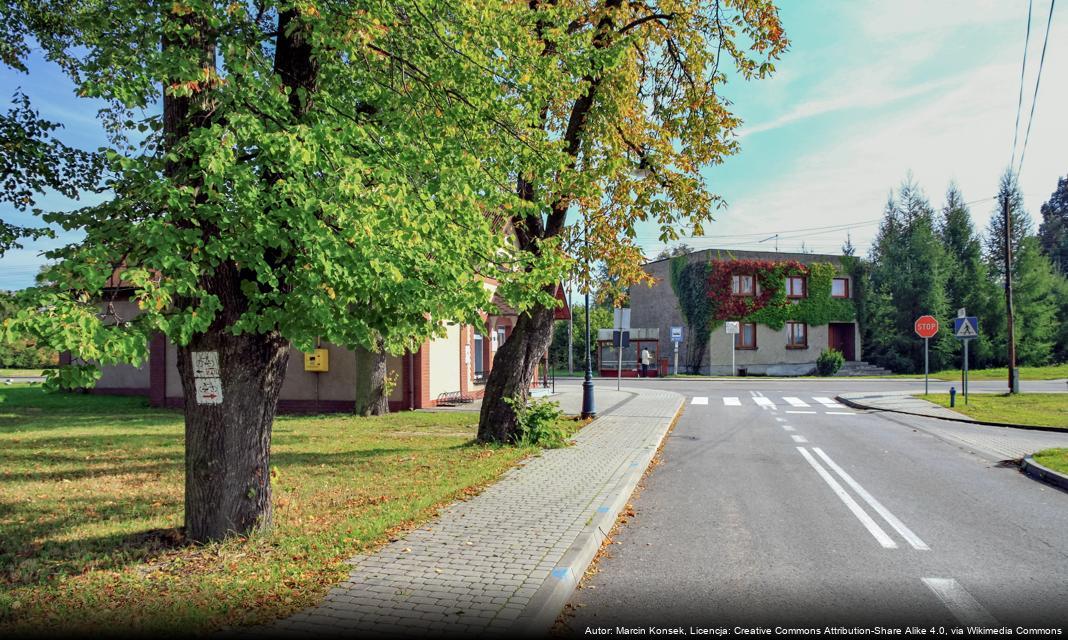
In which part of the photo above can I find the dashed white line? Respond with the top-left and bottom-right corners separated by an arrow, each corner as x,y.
786,410 -> 818,414
827,411 -> 856,416
691,396 -> 708,405
775,417 -> 787,422
723,397 -> 741,406
922,578 -> 997,626
796,447 -> 897,549
791,435 -> 808,443
812,447 -> 929,551
784,397 -> 810,407
782,425 -> 795,432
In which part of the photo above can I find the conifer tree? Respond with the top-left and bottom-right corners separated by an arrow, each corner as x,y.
1038,174 -> 1068,276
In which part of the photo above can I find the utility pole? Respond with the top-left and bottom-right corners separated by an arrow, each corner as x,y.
1003,192 -> 1018,394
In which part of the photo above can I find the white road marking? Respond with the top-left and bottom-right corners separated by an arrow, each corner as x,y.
796,447 -> 897,549
784,397 -> 810,407
813,447 -> 929,551
922,578 -> 998,626
754,397 -> 776,408
786,410 -> 818,414
691,396 -> 709,405
775,417 -> 787,422
827,411 -> 856,416
723,397 -> 741,406
791,435 -> 808,443
814,396 -> 846,409
782,425 -> 795,431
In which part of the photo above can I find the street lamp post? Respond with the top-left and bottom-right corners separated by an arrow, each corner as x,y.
581,221 -> 596,419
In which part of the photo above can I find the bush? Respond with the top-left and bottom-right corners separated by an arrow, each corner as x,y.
504,396 -> 570,448
816,348 -> 845,376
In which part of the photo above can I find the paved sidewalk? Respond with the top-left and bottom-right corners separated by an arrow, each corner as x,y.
837,391 -> 974,421
250,386 -> 683,638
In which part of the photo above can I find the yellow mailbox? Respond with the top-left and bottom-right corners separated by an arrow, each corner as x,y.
304,348 -> 329,372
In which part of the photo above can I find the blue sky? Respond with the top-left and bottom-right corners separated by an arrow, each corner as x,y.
1,0 -> 1066,289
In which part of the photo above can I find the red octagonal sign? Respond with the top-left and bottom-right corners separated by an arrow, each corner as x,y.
914,315 -> 939,339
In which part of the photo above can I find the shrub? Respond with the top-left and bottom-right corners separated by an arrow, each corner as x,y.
816,348 -> 845,376
504,396 -> 570,448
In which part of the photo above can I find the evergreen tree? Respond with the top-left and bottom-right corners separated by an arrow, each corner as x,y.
864,178 -> 951,373
1052,275 -> 1068,364
1011,237 -> 1058,365
1038,174 -> 1068,276
984,170 -> 1033,283
937,184 -> 1000,368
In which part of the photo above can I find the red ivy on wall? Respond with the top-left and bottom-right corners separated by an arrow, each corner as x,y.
707,259 -> 807,320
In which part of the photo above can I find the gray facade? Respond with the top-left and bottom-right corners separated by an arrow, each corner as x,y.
630,248 -> 862,376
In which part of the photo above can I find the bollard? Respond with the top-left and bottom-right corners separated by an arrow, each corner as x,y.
949,386 -> 956,408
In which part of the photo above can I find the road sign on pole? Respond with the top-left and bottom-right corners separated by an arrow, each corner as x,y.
613,308 -> 631,331
670,326 -> 682,376
914,315 -> 939,394
953,314 -> 979,404
725,322 -> 740,377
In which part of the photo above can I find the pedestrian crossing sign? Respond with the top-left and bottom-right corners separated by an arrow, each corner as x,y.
953,316 -> 978,339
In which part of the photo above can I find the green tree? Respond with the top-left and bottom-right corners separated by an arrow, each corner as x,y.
550,304 -> 613,371
4,0 -> 568,541
1011,237 -> 1058,366
1038,174 -> 1068,276
984,170 -> 1033,283
477,0 -> 788,441
937,184 -> 1000,368
864,178 -> 951,373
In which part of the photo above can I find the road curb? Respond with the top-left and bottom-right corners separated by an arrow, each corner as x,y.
510,393 -> 684,636
835,394 -> 1068,434
1021,455 -> 1068,492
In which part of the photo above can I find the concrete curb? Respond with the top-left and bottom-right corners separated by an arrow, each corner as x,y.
1021,455 -> 1068,492
509,393 -> 684,636
835,394 -> 1068,434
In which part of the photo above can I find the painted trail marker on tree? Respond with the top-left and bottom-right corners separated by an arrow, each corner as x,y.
914,315 -> 939,395
192,351 -> 222,406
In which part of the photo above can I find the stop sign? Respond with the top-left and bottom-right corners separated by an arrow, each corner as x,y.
914,315 -> 939,339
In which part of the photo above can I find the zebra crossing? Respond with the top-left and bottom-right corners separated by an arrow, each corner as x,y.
688,393 -> 856,415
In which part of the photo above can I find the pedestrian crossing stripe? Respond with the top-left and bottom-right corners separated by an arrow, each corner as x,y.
691,396 -> 708,405
784,397 -> 810,407
754,397 -> 775,408
692,395 -> 858,413
723,397 -> 741,406
813,397 -> 845,408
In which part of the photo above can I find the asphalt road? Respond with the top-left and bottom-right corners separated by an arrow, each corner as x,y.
557,378 -> 1068,632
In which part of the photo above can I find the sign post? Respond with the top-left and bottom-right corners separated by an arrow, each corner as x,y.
725,321 -> 740,377
613,308 -> 631,391
670,326 -> 683,376
953,313 -> 979,404
914,315 -> 939,395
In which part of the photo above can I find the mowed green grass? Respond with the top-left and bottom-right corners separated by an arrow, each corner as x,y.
921,393 -> 1068,429
0,369 -> 47,377
1033,448 -> 1068,475
924,363 -> 1068,381
0,386 -> 543,635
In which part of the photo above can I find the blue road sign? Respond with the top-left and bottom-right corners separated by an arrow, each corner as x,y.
953,316 -> 979,339
670,326 -> 683,343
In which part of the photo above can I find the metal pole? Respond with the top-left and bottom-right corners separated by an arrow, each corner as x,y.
964,339 -> 970,405
617,331 -> 622,391
566,279 -> 573,375
673,342 -> 679,376
1003,193 -> 1017,394
924,337 -> 929,395
581,224 -> 596,419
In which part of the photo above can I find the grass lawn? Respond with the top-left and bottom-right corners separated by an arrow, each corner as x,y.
923,363 -> 1068,381
0,369 -> 47,378
920,393 -> 1068,429
0,385 -> 568,635
1032,449 -> 1068,475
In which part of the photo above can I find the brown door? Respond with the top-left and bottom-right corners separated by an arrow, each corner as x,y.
829,323 -> 856,361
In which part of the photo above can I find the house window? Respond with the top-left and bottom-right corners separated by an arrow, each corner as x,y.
497,326 -> 507,348
786,276 -> 807,298
832,278 -> 850,298
786,321 -> 808,348
473,332 -> 485,383
734,323 -> 757,350
731,274 -> 754,296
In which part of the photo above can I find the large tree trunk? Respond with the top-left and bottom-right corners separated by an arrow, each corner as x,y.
477,304 -> 556,443
355,337 -> 389,416
176,329 -> 290,542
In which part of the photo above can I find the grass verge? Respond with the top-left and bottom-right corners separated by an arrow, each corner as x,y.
919,393 -> 1068,429
0,385 -> 544,634
0,369 -> 47,378
1032,448 -> 1068,475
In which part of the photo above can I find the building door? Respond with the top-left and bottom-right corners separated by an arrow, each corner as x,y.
828,323 -> 856,361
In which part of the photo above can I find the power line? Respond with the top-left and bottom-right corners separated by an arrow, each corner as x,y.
1017,0 -> 1057,177
1010,0 -> 1034,169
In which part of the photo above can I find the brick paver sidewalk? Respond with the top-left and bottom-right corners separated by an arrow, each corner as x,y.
246,387 -> 682,638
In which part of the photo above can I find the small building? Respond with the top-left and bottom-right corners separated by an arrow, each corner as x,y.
595,328 -> 662,377
631,248 -> 861,376
77,275 -> 569,412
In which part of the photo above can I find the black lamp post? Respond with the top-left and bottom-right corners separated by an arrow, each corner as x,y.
581,220 -> 596,419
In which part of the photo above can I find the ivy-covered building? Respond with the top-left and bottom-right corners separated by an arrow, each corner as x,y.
632,249 -> 863,376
